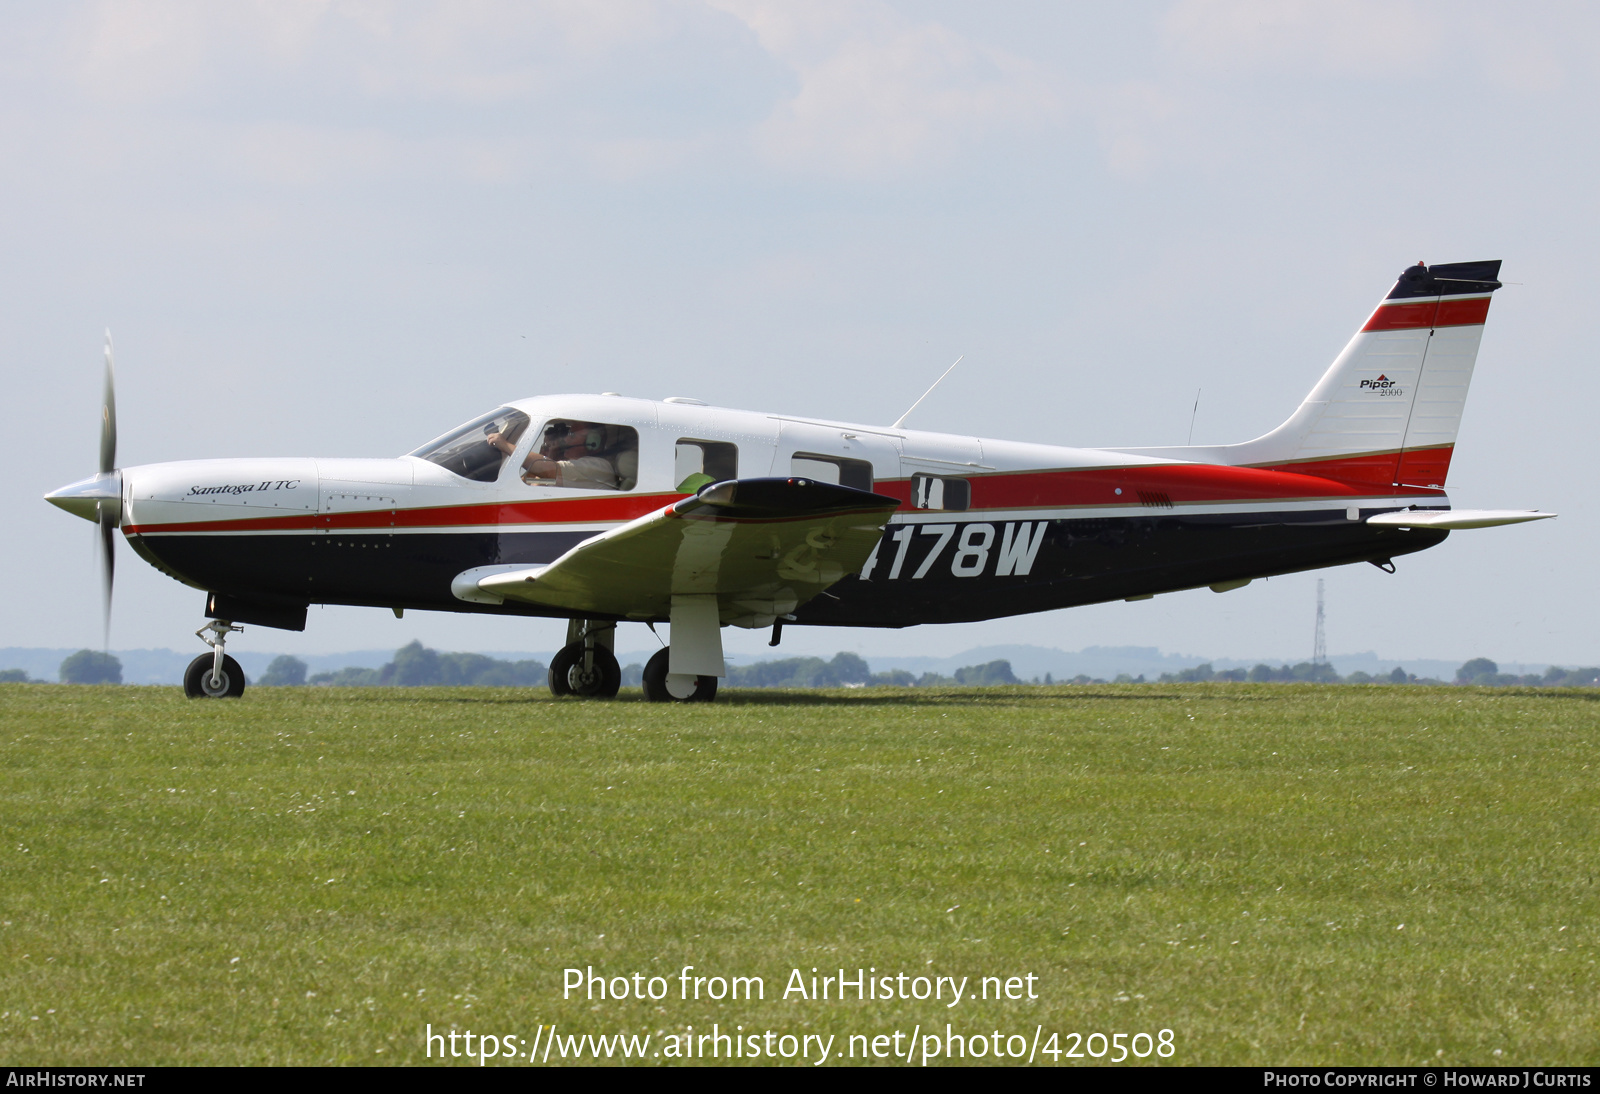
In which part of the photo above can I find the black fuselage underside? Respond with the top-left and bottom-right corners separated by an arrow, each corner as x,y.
130,508 -> 1446,629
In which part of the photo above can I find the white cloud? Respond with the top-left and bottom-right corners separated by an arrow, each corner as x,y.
35,0 -> 1597,195
1162,0 -> 1437,78
713,0 -> 1062,177
50,1 -> 1072,183
37,1 -> 769,189
335,0 -> 678,104
1162,0 -> 1583,94
1466,14 -> 1567,95
70,0 -> 693,106
1086,80 -> 1182,180
226,120 -> 401,186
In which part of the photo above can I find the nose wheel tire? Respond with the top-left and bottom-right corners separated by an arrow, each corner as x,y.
184,653 -> 246,699
641,647 -> 719,703
548,641 -> 622,699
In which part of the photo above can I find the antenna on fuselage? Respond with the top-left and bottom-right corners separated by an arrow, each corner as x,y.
891,355 -> 963,430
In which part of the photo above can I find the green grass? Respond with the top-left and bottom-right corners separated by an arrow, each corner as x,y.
1,683 -> 1596,1066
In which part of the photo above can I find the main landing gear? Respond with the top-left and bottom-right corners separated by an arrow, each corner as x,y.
637,596 -> 723,702
185,620 -> 245,699
641,647 -> 718,703
547,618 -> 720,702
548,619 -> 621,699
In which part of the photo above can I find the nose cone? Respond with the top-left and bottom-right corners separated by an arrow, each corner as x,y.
46,471 -> 123,524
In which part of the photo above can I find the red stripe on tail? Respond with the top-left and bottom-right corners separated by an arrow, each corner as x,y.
1361,296 -> 1490,332
1256,445 -> 1454,489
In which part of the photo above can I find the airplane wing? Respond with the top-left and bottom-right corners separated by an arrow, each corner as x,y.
459,478 -> 900,627
1366,508 -> 1557,530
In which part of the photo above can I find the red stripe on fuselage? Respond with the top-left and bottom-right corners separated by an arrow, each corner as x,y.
963,462 -> 1439,512
125,461 -> 1446,537
1361,296 -> 1490,332
874,481 -> 913,507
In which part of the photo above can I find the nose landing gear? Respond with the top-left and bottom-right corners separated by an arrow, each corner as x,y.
184,619 -> 246,699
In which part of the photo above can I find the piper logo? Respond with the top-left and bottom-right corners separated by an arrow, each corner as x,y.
1359,374 -> 1405,397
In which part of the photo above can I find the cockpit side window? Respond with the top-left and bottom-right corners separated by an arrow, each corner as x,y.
409,407 -> 531,483
520,419 -> 639,491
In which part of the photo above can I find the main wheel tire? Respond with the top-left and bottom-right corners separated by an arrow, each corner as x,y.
641,647 -> 719,703
547,648 -> 575,696
547,641 -> 622,699
184,653 -> 246,699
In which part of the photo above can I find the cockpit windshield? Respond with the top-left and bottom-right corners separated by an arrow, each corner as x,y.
408,407 -> 531,482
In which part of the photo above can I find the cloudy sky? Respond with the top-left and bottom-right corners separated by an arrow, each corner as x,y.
3,1 -> 1594,664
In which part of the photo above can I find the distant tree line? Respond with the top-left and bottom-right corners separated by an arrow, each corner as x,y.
1,650 -> 127,684
3,650 -> 127,685
1151,657 -> 1600,687
7,648 -> 1600,690
267,648 -> 1030,690
1451,657 -> 1600,688
261,641 -> 548,687
723,654 -> 1020,688
1158,662 -> 1397,684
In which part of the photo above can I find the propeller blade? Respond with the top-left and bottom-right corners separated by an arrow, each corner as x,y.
99,331 -> 117,476
98,503 -> 115,646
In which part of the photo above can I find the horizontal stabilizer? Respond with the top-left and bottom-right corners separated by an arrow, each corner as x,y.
1366,509 -> 1556,530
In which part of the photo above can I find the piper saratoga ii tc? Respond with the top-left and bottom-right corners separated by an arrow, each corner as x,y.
47,259 -> 1552,701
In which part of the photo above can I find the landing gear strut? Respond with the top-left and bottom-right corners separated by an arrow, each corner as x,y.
548,619 -> 621,699
184,619 -> 245,699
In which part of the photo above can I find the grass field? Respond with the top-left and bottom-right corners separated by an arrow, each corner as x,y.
1,682 -> 1596,1067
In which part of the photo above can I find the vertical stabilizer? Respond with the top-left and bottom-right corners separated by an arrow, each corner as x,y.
1114,260 -> 1503,488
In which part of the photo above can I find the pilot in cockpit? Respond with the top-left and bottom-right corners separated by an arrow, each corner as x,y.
487,419 -> 629,490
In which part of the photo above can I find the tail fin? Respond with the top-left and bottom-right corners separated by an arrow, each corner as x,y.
1117,260 -> 1503,488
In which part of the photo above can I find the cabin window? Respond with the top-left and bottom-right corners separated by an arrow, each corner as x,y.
791,453 -> 873,491
912,474 -> 970,511
409,407 -> 531,483
520,419 -> 640,491
675,440 -> 738,493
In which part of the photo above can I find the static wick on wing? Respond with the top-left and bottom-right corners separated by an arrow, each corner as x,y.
891,355 -> 963,430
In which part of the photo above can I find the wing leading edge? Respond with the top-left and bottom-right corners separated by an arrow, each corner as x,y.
460,477 -> 900,629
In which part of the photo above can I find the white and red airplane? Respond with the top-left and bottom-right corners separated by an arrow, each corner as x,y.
47,259 -> 1552,701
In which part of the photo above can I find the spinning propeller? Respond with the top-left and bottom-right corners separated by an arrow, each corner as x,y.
97,334 -> 118,641
44,331 -> 123,645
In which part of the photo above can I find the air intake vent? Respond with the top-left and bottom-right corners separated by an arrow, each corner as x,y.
1138,490 -> 1174,509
